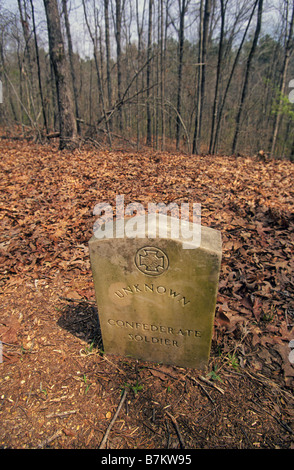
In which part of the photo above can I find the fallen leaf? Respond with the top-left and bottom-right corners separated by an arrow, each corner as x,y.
149,369 -> 169,381
215,310 -> 230,326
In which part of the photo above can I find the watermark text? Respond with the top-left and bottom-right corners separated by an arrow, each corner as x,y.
93,195 -> 201,249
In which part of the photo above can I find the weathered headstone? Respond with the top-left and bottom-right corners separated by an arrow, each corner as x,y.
89,214 -> 221,369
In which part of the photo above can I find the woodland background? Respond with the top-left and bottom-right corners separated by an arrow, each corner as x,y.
0,0 -> 294,158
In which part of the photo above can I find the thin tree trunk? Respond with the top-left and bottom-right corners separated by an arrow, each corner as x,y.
49,56 -> 58,132
115,0 -> 122,131
43,0 -> 78,150
135,0 -> 145,148
160,0 -> 166,150
176,0 -> 187,150
146,0 -> 153,146
193,0 -> 210,154
17,0 -> 37,124
290,135 -> 294,162
16,39 -> 24,127
155,0 -> 160,149
82,0 -> 111,146
232,0 -> 263,155
0,38 -> 19,122
199,0 -> 211,149
209,0 -> 225,154
213,0 -> 258,154
270,2 -> 294,157
89,58 -> 93,126
30,0 -> 48,134
104,0 -> 112,112
62,0 -> 81,135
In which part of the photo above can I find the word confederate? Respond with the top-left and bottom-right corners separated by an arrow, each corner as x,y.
107,319 -> 202,348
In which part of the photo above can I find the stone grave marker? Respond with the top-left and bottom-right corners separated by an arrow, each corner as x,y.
89,214 -> 222,369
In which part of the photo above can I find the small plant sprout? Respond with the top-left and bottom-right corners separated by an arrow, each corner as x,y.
227,353 -> 239,370
40,382 -> 47,397
132,380 -> 143,395
80,341 -> 96,356
208,365 -> 223,383
85,342 -> 95,353
262,305 -> 275,322
121,380 -> 143,397
83,374 -> 91,394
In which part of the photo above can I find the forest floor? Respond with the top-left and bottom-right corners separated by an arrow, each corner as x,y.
0,137 -> 293,450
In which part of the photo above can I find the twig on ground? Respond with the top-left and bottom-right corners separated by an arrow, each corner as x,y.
195,404 -> 219,424
165,419 -> 171,449
102,355 -> 126,375
250,398 -> 293,435
46,410 -> 77,419
199,375 -> 225,394
58,295 -> 96,303
244,370 -> 293,400
37,429 -> 63,448
142,421 -> 162,436
188,375 -> 215,404
165,411 -> 185,449
99,389 -> 128,449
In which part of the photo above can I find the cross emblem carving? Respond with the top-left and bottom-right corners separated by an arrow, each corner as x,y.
135,247 -> 169,276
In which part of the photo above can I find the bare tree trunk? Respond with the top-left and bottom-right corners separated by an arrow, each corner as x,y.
160,0 -> 166,150
270,1 -> 294,157
213,0 -> 258,154
199,0 -> 210,147
115,0 -> 122,131
176,0 -> 188,150
232,0 -> 263,155
291,135 -> 294,162
155,0 -> 160,150
104,0 -> 112,112
62,0 -> 81,135
17,0 -> 37,124
30,0 -> 48,135
209,0 -> 225,154
193,0 -> 210,154
89,58 -> 93,126
136,0 -> 146,148
146,0 -> 153,146
43,0 -> 78,150
82,0 -> 111,146
192,0 -> 203,154
0,37 -> 19,122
